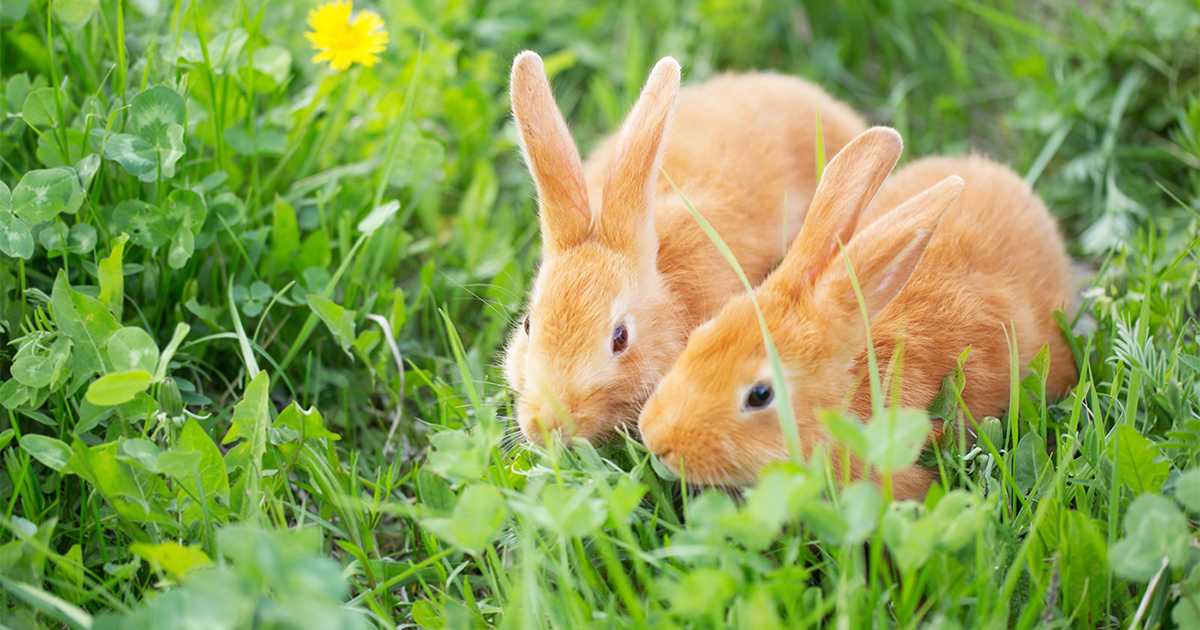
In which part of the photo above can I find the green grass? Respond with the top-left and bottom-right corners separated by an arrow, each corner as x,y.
1,0 -> 1198,628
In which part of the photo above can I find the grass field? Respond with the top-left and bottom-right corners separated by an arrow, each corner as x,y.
1,0 -> 1198,628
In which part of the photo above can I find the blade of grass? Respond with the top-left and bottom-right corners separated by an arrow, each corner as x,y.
666,173 -> 803,465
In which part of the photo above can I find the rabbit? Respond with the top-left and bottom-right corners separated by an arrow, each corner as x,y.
503,51 -> 869,445
637,126 -> 1078,500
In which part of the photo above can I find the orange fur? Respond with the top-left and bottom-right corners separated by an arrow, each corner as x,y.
504,52 -> 869,444
638,129 -> 1078,500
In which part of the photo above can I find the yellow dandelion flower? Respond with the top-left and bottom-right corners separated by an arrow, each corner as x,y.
305,1 -> 389,71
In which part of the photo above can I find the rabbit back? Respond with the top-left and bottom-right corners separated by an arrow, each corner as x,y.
853,155 -> 1078,429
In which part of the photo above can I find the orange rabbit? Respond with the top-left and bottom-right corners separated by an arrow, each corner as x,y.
638,127 -> 1077,500
503,51 -> 868,444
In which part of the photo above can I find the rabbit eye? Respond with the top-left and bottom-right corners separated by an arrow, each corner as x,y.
745,382 -> 774,409
523,317 -> 530,335
612,324 -> 628,354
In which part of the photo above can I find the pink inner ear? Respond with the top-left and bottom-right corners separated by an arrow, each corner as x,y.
511,54 -> 594,250
858,226 -> 935,320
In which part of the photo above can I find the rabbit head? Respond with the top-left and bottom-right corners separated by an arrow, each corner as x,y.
638,127 -> 964,494
504,52 -> 689,444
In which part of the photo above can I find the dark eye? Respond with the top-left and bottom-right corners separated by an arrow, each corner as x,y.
523,317 -> 530,335
612,324 -> 628,353
745,382 -> 773,409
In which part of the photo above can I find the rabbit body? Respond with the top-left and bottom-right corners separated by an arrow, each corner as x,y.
853,155 -> 1078,420
505,53 -> 867,444
582,73 -> 867,323
638,128 -> 1077,500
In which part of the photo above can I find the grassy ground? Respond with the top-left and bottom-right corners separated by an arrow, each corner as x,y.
0,0 -> 1197,628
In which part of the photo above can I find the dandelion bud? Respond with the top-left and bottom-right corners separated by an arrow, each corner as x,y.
158,378 -> 184,418
975,416 -> 1004,451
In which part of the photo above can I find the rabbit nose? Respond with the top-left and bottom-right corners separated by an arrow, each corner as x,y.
654,449 -> 683,476
521,397 -> 578,442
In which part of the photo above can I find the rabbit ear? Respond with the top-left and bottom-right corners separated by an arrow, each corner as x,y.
818,175 -> 965,321
597,57 -> 682,258
511,51 -> 592,253
774,127 -> 904,289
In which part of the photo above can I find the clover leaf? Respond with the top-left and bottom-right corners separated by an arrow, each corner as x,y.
103,86 -> 187,182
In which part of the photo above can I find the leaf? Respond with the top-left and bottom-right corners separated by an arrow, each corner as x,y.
51,272 -> 122,379
154,323 -> 189,382
930,490 -> 984,551
97,235 -> 128,317
540,484 -> 606,538
45,335 -> 71,392
0,579 -> 94,630
74,399 -> 113,436
11,168 -> 84,223
52,0 -> 99,29
839,481 -> 882,545
417,466 -> 456,516
155,450 -> 201,478
21,87 -> 58,127
273,403 -> 341,441
157,31 -> 203,65
607,477 -> 647,525
1110,494 -> 1190,580
1108,425 -> 1169,494
427,484 -> 507,555
102,86 -> 187,182
389,132 -> 446,189
882,504 -> 934,574
927,353 -> 968,424
238,45 -> 292,91
174,418 -> 230,525
86,370 -> 153,406
128,85 -> 186,136
112,200 -> 175,248
668,568 -> 737,618
206,29 -> 249,70
1,0 -> 29,23
224,126 -> 288,155
163,189 -> 207,234
118,438 -> 161,472
425,430 -> 486,483
67,223 -> 97,254
357,200 -> 400,234
222,371 -> 270,444
20,435 -> 73,471
1013,431 -> 1050,492
74,154 -> 101,189
817,409 -> 867,458
107,327 -> 159,374
306,294 -> 356,355
161,191 -> 203,266
1178,354 -> 1200,374
72,441 -> 171,523
1,379 -> 32,409
228,284 -> 260,378
1177,468 -> 1200,513
296,230 -> 330,271
11,355 -> 53,388
269,196 -> 299,272
103,133 -> 181,182
1058,510 -> 1108,621
129,541 -> 213,579
223,371 -> 270,521
166,228 -> 194,269
863,408 -> 931,474
0,210 -> 34,259
411,601 -> 439,629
